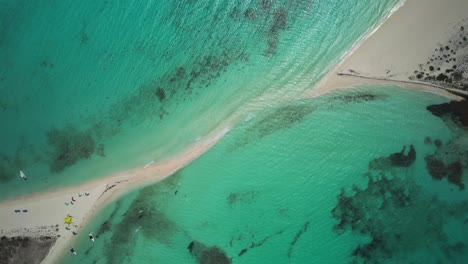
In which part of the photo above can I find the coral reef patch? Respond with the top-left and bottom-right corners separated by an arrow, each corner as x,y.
332,146 -> 468,263
188,240 -> 231,264
46,126 -> 100,172
226,190 -> 258,208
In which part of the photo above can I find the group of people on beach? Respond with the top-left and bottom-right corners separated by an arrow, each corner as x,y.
65,192 -> 91,206
70,232 -> 95,255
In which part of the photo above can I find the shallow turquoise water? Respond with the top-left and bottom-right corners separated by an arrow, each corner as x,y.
63,86 -> 468,264
0,0 -> 399,198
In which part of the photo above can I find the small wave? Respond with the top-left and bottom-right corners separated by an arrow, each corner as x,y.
244,113 -> 256,122
143,161 -> 155,168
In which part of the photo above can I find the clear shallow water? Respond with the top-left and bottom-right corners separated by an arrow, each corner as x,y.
63,87 -> 468,264
0,0 -> 399,198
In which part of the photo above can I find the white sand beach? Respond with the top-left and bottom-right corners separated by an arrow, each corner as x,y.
305,0 -> 468,100
1,0 -> 467,263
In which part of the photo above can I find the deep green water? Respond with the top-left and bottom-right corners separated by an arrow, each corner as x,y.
0,0 -> 399,198
62,86 -> 468,264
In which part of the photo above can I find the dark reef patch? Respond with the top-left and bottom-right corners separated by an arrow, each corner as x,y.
226,190 -> 258,208
369,145 -> 416,171
331,93 -> 381,103
103,173 -> 183,263
155,87 -> 166,102
244,8 -> 256,21
389,145 -> 416,167
46,126 -> 100,172
332,146 -> 468,263
96,143 -> 105,157
264,8 -> 288,56
427,97 -> 468,127
79,20 -> 89,46
422,130 -> 467,189
425,155 -> 447,180
287,221 -> 309,258
187,240 -> 231,264
424,136 -> 432,145
425,154 -> 465,190
447,161 -> 464,188
96,200 -> 122,238
236,229 -> 284,258
233,103 -> 314,150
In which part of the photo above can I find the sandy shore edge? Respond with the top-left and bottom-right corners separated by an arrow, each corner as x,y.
306,0 -> 468,101
0,124 -> 230,264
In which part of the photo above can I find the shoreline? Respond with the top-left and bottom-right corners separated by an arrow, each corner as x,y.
1,0 -> 468,263
306,0 -> 468,101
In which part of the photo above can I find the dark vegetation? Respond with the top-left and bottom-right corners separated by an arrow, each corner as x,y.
0,236 -> 57,264
411,24 -> 468,91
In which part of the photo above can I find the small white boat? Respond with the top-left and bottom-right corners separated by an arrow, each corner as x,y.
19,170 -> 27,180
89,232 -> 95,242
135,226 -> 142,233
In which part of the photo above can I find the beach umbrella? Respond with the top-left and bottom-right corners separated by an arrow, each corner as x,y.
64,215 -> 73,225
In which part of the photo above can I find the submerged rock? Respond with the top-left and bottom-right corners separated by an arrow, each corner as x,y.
187,241 -> 231,264
427,97 -> 468,127
332,148 -> 468,263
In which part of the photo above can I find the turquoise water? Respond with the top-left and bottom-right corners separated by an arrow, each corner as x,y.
0,0 -> 399,198
62,86 -> 468,264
